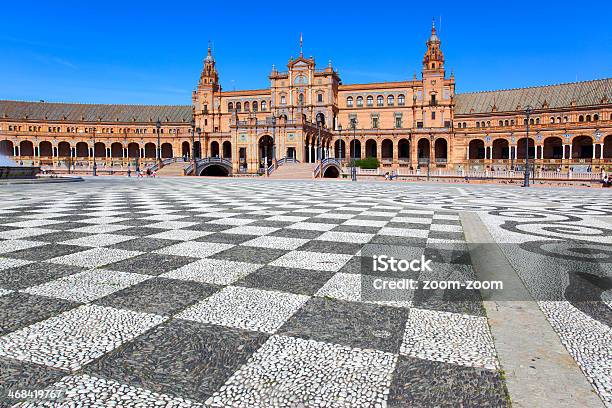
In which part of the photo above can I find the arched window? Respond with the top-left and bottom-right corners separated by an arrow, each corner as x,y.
398,94 -> 405,105
586,115 -> 591,122
511,120 -> 515,126
594,114 -> 599,121
457,122 -> 462,129
556,117 -> 561,123
564,116 -> 568,123
298,93 -> 304,105
504,120 -> 509,126
486,121 -> 490,127
366,96 -> 374,107
295,75 -> 307,85
463,122 -> 467,128
346,96 -> 353,107
356,96 -> 363,107
550,117 -> 555,124
236,102 -> 241,112
535,118 -> 540,124
524,119 -> 528,125
476,122 -> 480,128
252,101 -> 258,112
261,101 -> 267,111
529,118 -> 534,125
578,115 -> 584,122
499,120 -> 503,127
244,102 -> 250,112
387,95 -> 395,105
228,102 -> 234,112
377,95 -> 384,106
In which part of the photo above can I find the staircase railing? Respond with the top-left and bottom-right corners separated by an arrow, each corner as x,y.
148,157 -> 185,172
313,158 -> 341,177
185,157 -> 233,176
267,156 -> 300,176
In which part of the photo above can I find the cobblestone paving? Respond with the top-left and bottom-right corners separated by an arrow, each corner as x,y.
0,178 -> 609,407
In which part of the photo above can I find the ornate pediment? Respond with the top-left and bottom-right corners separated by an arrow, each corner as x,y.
288,56 -> 313,70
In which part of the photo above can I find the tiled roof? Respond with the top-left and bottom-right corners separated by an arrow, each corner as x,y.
2,78 -> 611,122
0,101 -> 193,123
455,78 -> 612,115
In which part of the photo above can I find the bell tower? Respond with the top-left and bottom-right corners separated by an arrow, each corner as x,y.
420,21 -> 453,128
422,20 -> 444,74
193,43 -> 220,134
200,44 -> 219,90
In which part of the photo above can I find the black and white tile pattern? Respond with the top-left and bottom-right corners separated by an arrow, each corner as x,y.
0,178 -> 609,407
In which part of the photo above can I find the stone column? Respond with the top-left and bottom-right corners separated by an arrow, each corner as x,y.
360,138 -> 366,160
466,144 -> 470,160
592,145 -> 596,159
307,142 -> 311,163
601,144 -> 604,159
569,145 -> 573,160
508,145 -> 511,160
562,145 -> 566,160
392,139 -> 398,165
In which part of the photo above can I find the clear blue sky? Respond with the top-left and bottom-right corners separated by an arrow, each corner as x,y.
1,0 -> 610,105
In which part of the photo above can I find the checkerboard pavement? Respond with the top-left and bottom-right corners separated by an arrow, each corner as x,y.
0,180 -> 508,407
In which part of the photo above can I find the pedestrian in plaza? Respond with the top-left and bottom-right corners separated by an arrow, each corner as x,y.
127,168 -> 131,177
146,168 -> 151,177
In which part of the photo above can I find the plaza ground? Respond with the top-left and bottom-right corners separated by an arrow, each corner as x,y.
0,178 -> 610,407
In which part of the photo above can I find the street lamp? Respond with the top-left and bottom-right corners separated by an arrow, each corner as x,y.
338,124 -> 343,163
427,134 -> 434,182
271,116 -> 277,164
190,119 -> 196,167
92,127 -> 97,177
350,118 -> 358,181
196,127 -> 202,159
523,105 -> 533,187
155,120 -> 162,164
316,113 -> 323,178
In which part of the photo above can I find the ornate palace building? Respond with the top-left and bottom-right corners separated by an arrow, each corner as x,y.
1,23 -> 611,176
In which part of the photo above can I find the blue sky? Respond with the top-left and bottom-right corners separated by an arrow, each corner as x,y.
1,0 -> 610,105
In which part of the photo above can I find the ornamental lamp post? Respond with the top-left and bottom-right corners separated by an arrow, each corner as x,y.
350,118 -> 358,181
271,116 -> 277,164
316,113 -> 323,178
196,127 -> 202,159
523,105 -> 533,187
190,119 -> 196,169
427,134 -> 433,182
156,120 -> 161,164
92,127 -> 97,177
337,124 -> 343,163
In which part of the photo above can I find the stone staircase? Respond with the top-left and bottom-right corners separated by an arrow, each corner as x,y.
268,163 -> 315,179
155,161 -> 188,176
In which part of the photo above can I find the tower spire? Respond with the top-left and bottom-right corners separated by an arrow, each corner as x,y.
299,33 -> 303,57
